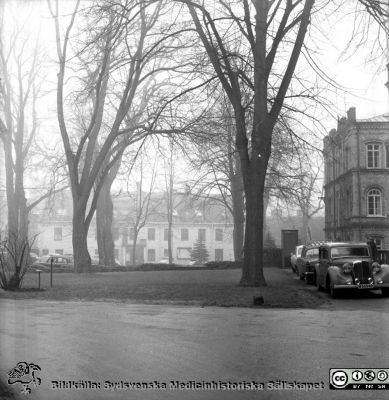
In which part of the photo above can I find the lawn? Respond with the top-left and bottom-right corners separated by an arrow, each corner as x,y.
0,267 -> 328,308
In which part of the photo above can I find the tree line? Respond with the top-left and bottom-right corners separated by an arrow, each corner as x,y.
0,0 -> 387,287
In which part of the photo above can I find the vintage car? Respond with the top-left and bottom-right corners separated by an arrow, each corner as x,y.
315,242 -> 389,298
296,244 -> 320,283
31,254 -> 73,272
290,245 -> 304,274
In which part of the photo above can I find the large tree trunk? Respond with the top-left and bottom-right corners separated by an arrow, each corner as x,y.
238,121 -> 269,287
301,212 -> 310,244
239,165 -> 267,287
95,158 -> 121,266
73,204 -> 91,273
96,184 -> 115,266
231,169 -> 244,261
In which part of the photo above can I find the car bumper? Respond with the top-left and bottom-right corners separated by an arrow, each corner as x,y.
333,283 -> 389,290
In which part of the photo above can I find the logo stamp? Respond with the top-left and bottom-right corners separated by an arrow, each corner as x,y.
364,370 -> 375,381
377,370 -> 388,382
352,370 -> 363,381
330,370 -> 348,388
7,362 -> 41,395
330,368 -> 389,390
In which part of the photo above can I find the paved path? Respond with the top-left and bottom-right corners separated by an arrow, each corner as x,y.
0,299 -> 388,400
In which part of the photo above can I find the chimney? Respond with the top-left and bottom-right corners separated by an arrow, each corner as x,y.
347,107 -> 356,122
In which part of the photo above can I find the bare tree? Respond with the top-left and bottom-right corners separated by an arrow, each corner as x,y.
122,152 -> 158,266
0,4 -> 66,244
276,154 -> 324,243
178,0 -> 388,286
184,94 -> 245,261
185,92 -> 311,262
48,0 -> 186,272
163,138 -> 175,264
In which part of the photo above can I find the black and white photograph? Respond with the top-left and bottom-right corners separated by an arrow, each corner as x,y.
0,0 -> 389,399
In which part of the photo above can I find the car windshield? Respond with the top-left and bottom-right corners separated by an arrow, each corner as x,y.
331,246 -> 369,258
306,249 -> 319,259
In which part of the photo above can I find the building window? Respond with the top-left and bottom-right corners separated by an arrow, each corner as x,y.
42,249 -> 49,256
367,188 -> 382,216
164,228 -> 169,241
198,228 -> 206,241
147,249 -> 156,261
181,228 -> 189,241
366,143 -> 381,168
386,144 -> 389,168
177,247 -> 191,259
148,228 -> 155,240
215,229 -> 223,241
54,227 -> 62,241
114,249 -> 119,259
54,249 -> 63,255
215,249 -> 223,261
163,249 -> 169,258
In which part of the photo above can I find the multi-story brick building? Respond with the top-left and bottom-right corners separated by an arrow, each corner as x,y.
323,107 -> 389,249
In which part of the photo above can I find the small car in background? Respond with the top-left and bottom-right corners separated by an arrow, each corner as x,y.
290,245 -> 304,274
31,254 -> 73,272
315,242 -> 389,298
297,244 -> 320,283
28,252 -> 39,264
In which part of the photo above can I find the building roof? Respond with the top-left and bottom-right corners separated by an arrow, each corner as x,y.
30,189 -> 233,226
357,113 -> 389,123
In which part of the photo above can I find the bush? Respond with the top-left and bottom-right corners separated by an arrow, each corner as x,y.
205,261 -> 242,269
0,234 -> 33,291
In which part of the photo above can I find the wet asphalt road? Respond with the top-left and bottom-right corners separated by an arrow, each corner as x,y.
0,297 -> 388,400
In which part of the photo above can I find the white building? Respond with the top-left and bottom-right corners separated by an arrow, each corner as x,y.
29,191 -> 235,265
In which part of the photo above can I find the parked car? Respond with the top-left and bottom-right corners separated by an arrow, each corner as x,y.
28,252 -> 39,264
31,254 -> 73,272
290,245 -> 304,274
315,242 -> 389,298
296,244 -> 320,282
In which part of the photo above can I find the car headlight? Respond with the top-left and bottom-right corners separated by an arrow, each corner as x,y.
372,262 -> 382,274
342,262 -> 352,274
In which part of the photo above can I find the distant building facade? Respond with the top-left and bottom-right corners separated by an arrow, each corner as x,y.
323,107 -> 389,249
29,191 -> 234,265
265,214 -> 324,247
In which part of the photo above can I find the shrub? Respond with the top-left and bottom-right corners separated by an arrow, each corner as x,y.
0,234 -> 33,291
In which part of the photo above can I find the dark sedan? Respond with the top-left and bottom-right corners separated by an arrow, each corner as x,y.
31,254 -> 73,272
